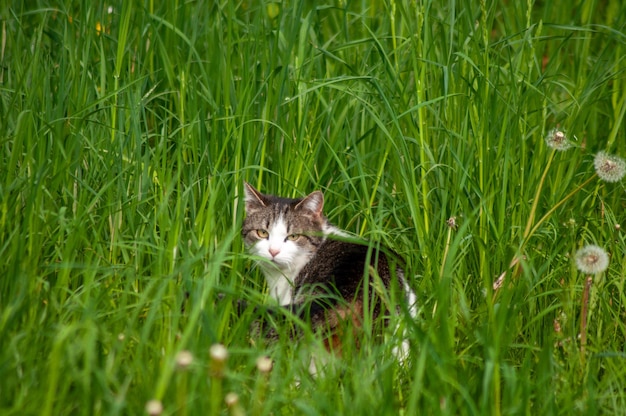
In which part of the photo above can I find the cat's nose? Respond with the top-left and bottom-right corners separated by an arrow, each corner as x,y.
269,247 -> 280,258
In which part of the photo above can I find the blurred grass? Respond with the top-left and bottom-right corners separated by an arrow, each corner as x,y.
2,0 -> 626,414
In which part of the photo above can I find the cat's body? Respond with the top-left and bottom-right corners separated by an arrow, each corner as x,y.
242,182 -> 416,360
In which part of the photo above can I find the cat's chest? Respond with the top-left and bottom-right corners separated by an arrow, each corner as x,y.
262,257 -> 311,305
267,275 -> 294,305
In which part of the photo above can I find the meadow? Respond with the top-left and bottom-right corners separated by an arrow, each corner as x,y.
2,0 -> 626,414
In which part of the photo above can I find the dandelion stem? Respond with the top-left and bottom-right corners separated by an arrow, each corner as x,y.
580,276 -> 593,361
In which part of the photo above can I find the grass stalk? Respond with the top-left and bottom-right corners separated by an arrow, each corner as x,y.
522,149 -> 556,240
524,174 -> 598,247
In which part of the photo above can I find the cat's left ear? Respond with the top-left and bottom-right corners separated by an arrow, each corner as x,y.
296,191 -> 324,217
243,182 -> 267,211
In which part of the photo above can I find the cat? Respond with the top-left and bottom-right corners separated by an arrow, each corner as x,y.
241,182 -> 417,362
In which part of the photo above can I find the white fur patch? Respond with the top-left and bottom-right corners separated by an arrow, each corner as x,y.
392,272 -> 418,364
252,216 -> 313,305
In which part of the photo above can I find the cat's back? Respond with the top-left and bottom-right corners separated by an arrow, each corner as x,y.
295,239 -> 400,301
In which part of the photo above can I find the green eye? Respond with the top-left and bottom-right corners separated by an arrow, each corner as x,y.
256,229 -> 269,238
286,234 -> 300,241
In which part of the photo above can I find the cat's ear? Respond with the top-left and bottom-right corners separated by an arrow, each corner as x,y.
243,182 -> 267,211
295,191 -> 324,217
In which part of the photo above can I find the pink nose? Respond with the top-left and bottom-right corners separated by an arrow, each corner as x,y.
269,248 -> 280,258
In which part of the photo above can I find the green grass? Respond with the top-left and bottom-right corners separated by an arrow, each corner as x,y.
2,0 -> 626,414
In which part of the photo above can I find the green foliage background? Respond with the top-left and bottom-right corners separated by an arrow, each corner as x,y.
2,0 -> 626,414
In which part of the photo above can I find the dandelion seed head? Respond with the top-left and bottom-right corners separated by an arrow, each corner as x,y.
545,129 -> 572,151
575,244 -> 609,274
594,151 -> 626,183
256,356 -> 273,374
225,392 -> 239,407
209,343 -> 228,362
175,350 -> 194,370
145,400 -> 163,416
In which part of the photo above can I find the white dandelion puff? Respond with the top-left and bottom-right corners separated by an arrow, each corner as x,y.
594,151 -> 626,183
256,356 -> 273,374
575,244 -> 609,274
225,392 -> 239,407
545,129 -> 573,151
145,400 -> 163,416
175,350 -> 194,370
209,344 -> 228,362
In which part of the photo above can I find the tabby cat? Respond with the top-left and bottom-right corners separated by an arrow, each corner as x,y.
242,182 -> 416,360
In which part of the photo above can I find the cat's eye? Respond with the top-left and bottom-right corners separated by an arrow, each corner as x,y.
286,234 -> 300,241
256,229 -> 269,238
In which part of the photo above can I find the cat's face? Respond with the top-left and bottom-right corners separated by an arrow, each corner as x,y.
242,183 -> 327,274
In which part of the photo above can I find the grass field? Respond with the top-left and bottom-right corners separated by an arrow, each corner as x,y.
2,0 -> 626,414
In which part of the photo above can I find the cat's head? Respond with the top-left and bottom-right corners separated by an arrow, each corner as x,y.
242,182 -> 328,273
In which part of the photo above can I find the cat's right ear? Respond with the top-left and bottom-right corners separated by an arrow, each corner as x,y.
243,182 -> 267,212
295,190 -> 324,217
